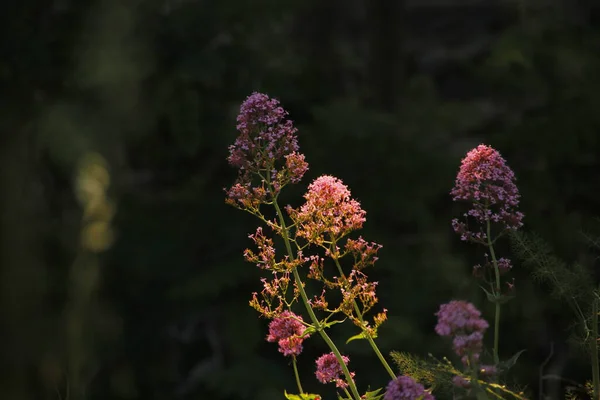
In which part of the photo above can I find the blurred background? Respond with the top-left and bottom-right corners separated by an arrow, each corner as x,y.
2,0 -> 600,399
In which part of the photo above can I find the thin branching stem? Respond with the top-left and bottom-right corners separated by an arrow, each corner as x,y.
270,190 -> 362,400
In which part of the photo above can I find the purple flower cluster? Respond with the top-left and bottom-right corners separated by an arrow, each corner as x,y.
384,375 -> 435,400
228,92 -> 299,169
266,311 -> 309,357
226,93 -> 308,208
451,144 -> 524,242
435,301 -> 489,364
315,352 -> 354,388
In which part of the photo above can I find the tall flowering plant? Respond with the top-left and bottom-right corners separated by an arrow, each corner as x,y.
226,92 -> 529,400
450,144 -> 524,365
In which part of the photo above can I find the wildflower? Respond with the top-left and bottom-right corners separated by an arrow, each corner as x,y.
249,272 -> 292,318
315,352 -> 354,388
244,227 -> 276,270
339,270 -> 379,329
290,175 -> 366,245
451,144 -> 524,242
228,92 -> 299,170
284,152 -> 309,184
497,257 -> 513,274
435,301 -> 489,364
266,311 -> 309,357
472,254 -> 513,279
345,236 -> 383,270
226,92 -> 308,208
384,375 -> 435,400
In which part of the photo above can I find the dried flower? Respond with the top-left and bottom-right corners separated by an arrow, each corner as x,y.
451,144 -> 524,242
384,375 -> 435,400
266,311 -> 309,357
435,301 -> 489,364
290,175 -> 366,245
315,352 -> 354,388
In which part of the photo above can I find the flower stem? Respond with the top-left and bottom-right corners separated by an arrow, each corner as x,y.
591,295 -> 599,400
292,356 -> 304,394
343,386 -> 353,399
486,219 -> 501,365
332,257 -> 396,379
272,199 -> 362,400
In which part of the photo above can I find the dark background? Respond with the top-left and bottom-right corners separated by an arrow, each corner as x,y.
1,0 -> 600,399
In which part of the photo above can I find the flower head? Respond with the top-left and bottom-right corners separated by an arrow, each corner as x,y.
451,144 -> 523,242
266,311 -> 309,357
228,92 -> 299,169
384,375 -> 435,400
290,175 -> 366,244
315,352 -> 354,388
435,301 -> 489,364
226,92 -> 308,208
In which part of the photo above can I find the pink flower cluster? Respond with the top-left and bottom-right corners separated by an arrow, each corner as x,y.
315,352 -> 354,388
289,175 -> 366,245
435,301 -> 489,365
384,375 -> 435,400
226,93 -> 308,208
266,311 -> 310,357
451,144 -> 524,242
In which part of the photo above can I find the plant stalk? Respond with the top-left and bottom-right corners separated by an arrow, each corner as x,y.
332,257 -> 396,379
292,356 -> 304,394
272,198 -> 362,400
487,219 -> 501,365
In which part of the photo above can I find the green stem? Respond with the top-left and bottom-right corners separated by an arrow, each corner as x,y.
343,386 -> 353,399
292,356 -> 304,394
332,256 -> 396,379
272,199 -> 362,400
486,219 -> 501,365
493,302 -> 500,364
592,296 -> 599,400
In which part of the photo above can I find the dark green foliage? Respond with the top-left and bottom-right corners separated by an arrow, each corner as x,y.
510,231 -> 594,305
390,351 -> 452,391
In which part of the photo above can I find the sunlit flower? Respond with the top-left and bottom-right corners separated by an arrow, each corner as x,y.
451,144 -> 524,242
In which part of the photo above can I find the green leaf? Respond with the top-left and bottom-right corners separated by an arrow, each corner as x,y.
284,391 -> 321,400
301,326 -> 317,338
498,349 -> 526,371
323,319 -> 346,329
346,331 -> 370,344
362,388 -> 385,400
479,285 -> 514,305
346,331 -> 377,344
